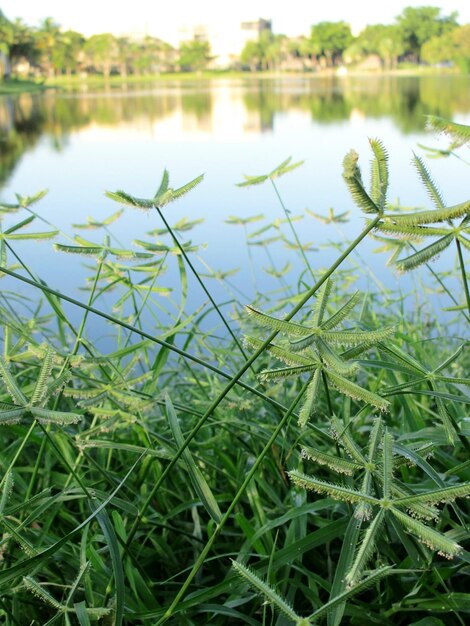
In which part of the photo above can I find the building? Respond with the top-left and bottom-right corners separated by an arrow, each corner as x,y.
178,18 -> 272,69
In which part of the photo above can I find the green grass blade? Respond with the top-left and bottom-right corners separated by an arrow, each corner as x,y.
166,395 -> 222,523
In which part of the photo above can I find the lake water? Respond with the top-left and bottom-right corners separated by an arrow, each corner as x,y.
1,75 -> 469,341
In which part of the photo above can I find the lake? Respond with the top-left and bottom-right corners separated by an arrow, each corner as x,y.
1,75 -> 469,341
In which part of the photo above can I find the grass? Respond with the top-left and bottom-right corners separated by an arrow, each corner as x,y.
0,77 -> 52,95
0,118 -> 468,625
2,65 -> 462,95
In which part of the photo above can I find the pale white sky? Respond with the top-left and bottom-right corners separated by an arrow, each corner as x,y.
1,0 -> 469,44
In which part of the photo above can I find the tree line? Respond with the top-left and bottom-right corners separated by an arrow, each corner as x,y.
0,5 -> 469,80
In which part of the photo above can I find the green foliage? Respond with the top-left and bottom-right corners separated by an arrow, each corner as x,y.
178,40 -> 211,72
0,117 -> 469,625
396,6 -> 458,61
310,21 -> 354,66
245,278 -> 393,424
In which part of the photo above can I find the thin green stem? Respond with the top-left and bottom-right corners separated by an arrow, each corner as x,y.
456,238 -> 470,320
155,380 -> 309,624
271,178 -> 315,281
155,206 -> 252,364
0,421 -> 36,492
0,265 -> 290,415
126,215 -> 380,553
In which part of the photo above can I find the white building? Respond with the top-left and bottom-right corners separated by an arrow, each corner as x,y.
178,18 -> 272,69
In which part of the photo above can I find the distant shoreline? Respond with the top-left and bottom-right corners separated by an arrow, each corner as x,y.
1,67 -> 464,95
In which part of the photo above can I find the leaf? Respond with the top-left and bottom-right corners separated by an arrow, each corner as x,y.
0,453 -> 143,588
166,395 -> 222,523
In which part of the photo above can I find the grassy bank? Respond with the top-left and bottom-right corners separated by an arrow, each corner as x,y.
0,77 -> 53,95
0,118 -> 468,625
2,65 -> 463,94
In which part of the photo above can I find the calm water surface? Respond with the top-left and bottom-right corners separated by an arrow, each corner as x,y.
1,75 -> 469,338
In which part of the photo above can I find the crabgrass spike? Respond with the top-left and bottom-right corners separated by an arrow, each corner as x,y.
231,560 -> 304,622
298,368 -> 322,427
346,509 -> 385,586
301,445 -> 361,475
331,416 -> 366,464
368,418 -> 383,461
0,408 -> 25,425
373,221 -> 449,238
313,278 -> 333,326
259,364 -> 318,382
104,190 -> 154,209
245,305 -> 313,337
0,357 -> 28,406
316,339 -> 358,375
426,115 -> 470,146
288,471 -> 379,506
412,153 -> 445,210
0,471 -> 13,514
382,430 -> 394,499
395,234 -> 454,272
384,199 -> 470,226
310,566 -> 394,621
244,336 -> 315,367
394,482 -> 470,507
391,508 -> 461,558
29,345 -> 54,406
327,370 -> 390,412
369,138 -> 389,211
321,327 -> 394,346
320,291 -> 360,331
154,169 -> 170,198
342,150 -> 380,215
30,407 -> 82,425
23,576 -> 64,610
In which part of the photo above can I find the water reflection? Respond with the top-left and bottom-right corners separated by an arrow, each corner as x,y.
1,75 -> 469,187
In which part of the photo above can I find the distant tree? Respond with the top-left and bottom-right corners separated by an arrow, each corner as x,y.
451,24 -> 470,71
422,24 -> 470,71
34,17 -> 62,77
310,21 -> 353,67
178,40 -> 211,72
350,24 -> 406,69
84,33 -> 118,79
241,40 -> 263,71
241,31 -> 285,71
0,11 -> 13,77
396,6 -> 458,62
51,30 -> 84,76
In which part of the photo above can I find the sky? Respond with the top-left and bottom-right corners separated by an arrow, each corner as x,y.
1,0 -> 470,44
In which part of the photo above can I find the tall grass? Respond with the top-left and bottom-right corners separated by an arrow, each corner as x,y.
0,117 -> 468,625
